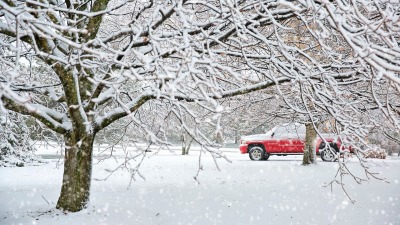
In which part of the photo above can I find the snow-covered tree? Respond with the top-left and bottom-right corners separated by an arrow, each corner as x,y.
0,111 -> 41,167
1,0 -> 399,212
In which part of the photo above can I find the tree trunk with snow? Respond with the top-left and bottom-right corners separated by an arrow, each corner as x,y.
181,132 -> 193,155
57,135 -> 94,211
185,138 -> 193,155
181,133 -> 187,155
302,123 -> 317,165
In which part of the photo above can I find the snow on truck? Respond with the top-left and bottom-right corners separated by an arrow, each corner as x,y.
239,123 -> 345,162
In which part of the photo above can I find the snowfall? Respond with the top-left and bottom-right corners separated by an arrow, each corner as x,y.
1,144 -> 399,225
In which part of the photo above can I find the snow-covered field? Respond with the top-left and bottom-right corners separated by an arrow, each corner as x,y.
1,148 -> 399,225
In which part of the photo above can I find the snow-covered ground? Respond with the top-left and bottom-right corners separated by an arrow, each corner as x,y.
1,147 -> 399,225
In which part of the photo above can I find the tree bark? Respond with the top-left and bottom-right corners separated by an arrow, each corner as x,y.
181,133 -> 186,155
302,123 -> 317,165
185,138 -> 193,155
56,134 -> 94,212
181,133 -> 193,155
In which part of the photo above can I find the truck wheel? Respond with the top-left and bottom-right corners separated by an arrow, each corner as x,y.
262,153 -> 270,160
321,149 -> 336,162
249,146 -> 265,161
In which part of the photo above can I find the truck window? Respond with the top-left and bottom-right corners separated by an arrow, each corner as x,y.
274,124 -> 305,138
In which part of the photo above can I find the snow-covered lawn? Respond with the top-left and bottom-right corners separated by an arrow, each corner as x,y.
1,150 -> 399,225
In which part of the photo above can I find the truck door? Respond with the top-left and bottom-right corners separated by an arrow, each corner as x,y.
275,124 -> 305,153
290,126 -> 306,153
273,126 -> 291,153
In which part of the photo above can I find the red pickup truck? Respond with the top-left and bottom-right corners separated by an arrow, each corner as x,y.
239,123 -> 342,161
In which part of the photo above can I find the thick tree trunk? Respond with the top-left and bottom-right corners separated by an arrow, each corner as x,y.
302,123 -> 317,165
56,134 -> 94,212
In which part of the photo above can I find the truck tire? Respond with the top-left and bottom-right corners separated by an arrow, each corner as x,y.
262,153 -> 270,160
320,143 -> 339,162
249,146 -> 267,161
320,148 -> 337,162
